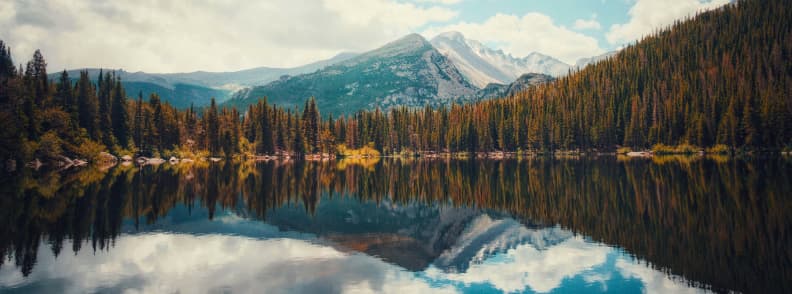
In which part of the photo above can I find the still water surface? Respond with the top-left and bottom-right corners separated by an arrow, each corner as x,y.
0,157 -> 790,293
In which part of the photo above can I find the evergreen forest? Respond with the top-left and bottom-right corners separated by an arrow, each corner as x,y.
0,0 -> 790,166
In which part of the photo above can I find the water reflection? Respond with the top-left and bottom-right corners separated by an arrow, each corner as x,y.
0,157 -> 790,293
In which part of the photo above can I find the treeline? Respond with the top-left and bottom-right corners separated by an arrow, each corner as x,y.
0,43 -> 329,163
2,0 -> 791,165
0,44 -> 191,162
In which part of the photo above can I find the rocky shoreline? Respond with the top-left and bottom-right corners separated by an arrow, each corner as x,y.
6,148 -> 791,172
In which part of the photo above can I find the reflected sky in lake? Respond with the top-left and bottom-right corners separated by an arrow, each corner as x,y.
0,201 -> 705,294
1,157 -> 790,293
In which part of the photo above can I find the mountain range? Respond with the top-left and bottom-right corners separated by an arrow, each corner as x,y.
226,32 -> 591,115
257,196 -> 571,273
56,32 -> 611,113
224,34 -> 479,114
49,52 -> 356,109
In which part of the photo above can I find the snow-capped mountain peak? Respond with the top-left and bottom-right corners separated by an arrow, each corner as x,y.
430,31 -> 572,88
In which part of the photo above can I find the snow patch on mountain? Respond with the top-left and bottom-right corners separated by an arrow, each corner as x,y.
433,214 -> 573,273
430,31 -> 572,88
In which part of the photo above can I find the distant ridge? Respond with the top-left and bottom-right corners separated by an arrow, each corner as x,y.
49,52 -> 357,108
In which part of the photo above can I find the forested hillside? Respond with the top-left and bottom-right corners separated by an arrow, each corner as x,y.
1,0 -> 789,166
335,0 -> 791,152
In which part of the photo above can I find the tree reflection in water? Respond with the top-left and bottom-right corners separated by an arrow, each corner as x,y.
0,156 -> 790,293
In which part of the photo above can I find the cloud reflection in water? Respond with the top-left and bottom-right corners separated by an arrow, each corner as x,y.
0,226 -> 708,293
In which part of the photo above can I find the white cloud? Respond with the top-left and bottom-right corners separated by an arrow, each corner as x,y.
427,236 -> 611,293
616,259 -> 710,294
0,226 -> 713,293
606,0 -> 730,45
423,12 -> 605,65
574,18 -> 602,30
0,0 -> 457,73
0,234 -> 458,294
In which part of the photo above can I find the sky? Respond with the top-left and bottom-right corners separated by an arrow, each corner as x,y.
0,0 -> 730,73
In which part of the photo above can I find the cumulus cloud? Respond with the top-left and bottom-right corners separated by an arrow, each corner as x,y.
606,0 -> 730,45
0,225 -> 711,293
423,12 -> 605,65
0,234 -> 457,294
0,0 -> 457,73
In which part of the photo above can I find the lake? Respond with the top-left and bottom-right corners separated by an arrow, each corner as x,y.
0,156 -> 790,293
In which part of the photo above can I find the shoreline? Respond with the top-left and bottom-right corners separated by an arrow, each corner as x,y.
7,149 -> 791,173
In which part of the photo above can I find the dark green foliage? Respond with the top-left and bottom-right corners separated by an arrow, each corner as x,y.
1,0 -> 790,164
111,77 -> 129,147
97,70 -> 115,146
150,93 -> 162,150
256,100 -> 275,155
55,71 -> 73,111
0,41 -> 15,84
302,97 -> 320,153
292,118 -> 306,155
133,92 -> 144,152
27,50 -> 47,106
77,71 -> 100,140
206,98 -> 220,155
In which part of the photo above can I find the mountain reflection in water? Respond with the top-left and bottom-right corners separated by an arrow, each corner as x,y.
0,157 -> 790,293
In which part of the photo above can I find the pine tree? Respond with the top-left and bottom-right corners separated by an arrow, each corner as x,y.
55,71 -> 73,112
142,110 -> 151,155
55,70 -> 79,140
257,99 -> 275,155
206,98 -> 220,155
302,97 -> 320,153
150,93 -> 162,151
741,96 -> 759,147
0,41 -> 16,104
222,130 -> 233,158
0,41 -> 15,82
275,114 -> 286,153
97,70 -> 114,147
77,70 -> 99,140
133,91 -> 144,152
717,98 -> 738,146
28,50 -> 47,106
111,76 -> 129,148
293,118 -> 306,156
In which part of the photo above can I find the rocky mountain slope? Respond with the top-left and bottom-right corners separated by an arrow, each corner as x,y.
224,34 -> 478,115
431,31 -> 571,88
477,73 -> 555,100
